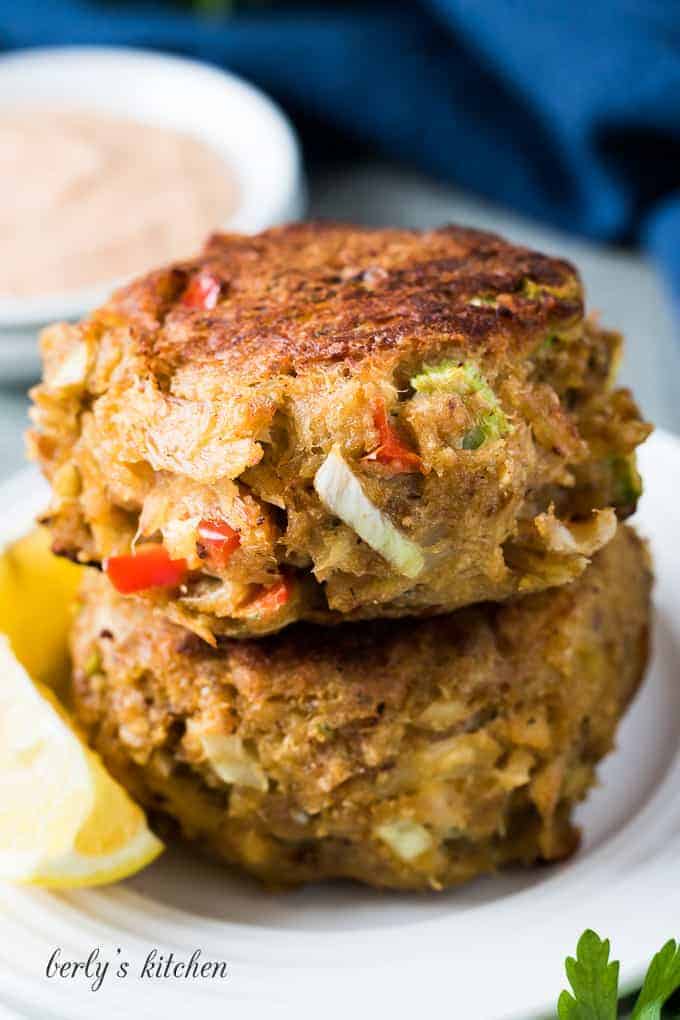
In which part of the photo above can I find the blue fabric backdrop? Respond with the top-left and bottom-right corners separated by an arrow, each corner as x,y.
2,1 -> 679,316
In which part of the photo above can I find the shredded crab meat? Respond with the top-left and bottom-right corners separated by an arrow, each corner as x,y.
534,508 -> 617,557
193,731 -> 268,792
375,820 -> 433,861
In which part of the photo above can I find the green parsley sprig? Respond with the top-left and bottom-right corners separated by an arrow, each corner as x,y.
558,930 -> 680,1019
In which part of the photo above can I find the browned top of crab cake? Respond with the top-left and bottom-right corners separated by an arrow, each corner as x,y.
29,223 -> 650,641
103,222 -> 583,381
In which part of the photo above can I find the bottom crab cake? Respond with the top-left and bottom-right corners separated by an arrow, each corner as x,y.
70,525 -> 651,891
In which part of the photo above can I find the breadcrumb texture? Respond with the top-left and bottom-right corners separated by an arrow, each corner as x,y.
31,223 -> 651,639
70,525 -> 651,890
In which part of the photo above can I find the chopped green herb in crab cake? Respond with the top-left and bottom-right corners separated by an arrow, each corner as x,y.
30,222 -> 651,639
410,359 -> 511,449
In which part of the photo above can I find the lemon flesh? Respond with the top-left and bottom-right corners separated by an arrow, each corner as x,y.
0,526 -> 82,694
0,634 -> 163,886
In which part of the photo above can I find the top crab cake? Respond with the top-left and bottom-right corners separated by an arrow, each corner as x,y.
28,222 -> 651,640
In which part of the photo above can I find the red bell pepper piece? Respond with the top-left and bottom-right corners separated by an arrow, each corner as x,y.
363,398 -> 424,474
196,518 -> 241,567
182,270 -> 221,310
105,546 -> 188,594
246,576 -> 293,617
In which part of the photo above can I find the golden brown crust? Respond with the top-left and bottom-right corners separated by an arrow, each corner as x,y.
70,525 -> 652,889
29,222 -> 651,639
104,222 -> 583,380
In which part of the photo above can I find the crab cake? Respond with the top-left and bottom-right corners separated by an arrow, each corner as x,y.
31,223 -> 650,640
70,525 -> 651,891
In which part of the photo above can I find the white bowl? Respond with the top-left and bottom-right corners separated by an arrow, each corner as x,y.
0,45 -> 305,334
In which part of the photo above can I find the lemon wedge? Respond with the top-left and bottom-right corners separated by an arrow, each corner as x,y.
0,635 -> 163,886
0,526 -> 82,694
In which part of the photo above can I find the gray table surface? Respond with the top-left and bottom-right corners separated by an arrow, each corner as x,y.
1,161 -> 678,485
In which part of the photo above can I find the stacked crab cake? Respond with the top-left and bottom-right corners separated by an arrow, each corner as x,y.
71,527 -> 650,890
30,223 -> 653,889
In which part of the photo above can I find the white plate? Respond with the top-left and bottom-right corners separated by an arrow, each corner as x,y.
0,430 -> 679,1020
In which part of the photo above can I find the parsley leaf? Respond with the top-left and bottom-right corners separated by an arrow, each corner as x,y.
557,932 -> 680,1020
558,930 -> 619,1020
631,940 -> 680,1020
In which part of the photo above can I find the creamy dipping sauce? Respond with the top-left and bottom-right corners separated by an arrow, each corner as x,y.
0,108 -> 238,297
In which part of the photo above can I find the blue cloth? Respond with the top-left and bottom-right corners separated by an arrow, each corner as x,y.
3,1 -> 680,314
